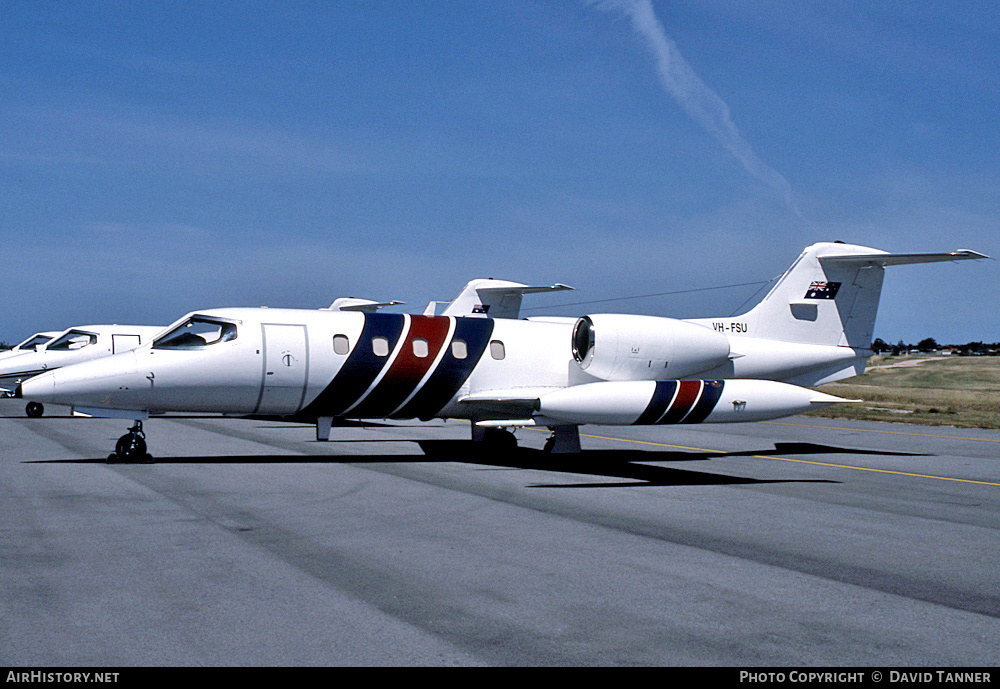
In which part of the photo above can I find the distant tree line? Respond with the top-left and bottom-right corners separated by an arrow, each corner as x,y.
872,338 -> 1000,356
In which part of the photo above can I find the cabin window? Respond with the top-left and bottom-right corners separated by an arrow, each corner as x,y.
372,336 -> 390,357
333,334 -> 350,355
489,340 -> 505,360
413,338 -> 429,358
153,318 -> 238,349
451,339 -> 468,360
46,330 -> 98,350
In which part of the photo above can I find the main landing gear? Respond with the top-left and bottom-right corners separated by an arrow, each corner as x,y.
108,420 -> 154,464
472,424 -> 582,454
542,425 -> 581,454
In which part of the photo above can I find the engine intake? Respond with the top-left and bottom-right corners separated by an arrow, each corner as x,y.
571,314 -> 731,381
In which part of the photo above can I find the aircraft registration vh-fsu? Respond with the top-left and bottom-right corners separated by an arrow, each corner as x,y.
16,242 -> 987,462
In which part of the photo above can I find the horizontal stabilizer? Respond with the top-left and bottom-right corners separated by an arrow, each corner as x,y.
819,249 -> 989,267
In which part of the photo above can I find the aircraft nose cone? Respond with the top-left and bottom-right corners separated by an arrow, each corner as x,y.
19,353 -> 141,408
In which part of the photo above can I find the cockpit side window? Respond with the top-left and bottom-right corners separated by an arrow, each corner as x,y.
153,317 -> 238,349
47,331 -> 98,350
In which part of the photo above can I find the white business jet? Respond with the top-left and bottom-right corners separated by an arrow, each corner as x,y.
1,325 -> 164,416
17,242 -> 986,461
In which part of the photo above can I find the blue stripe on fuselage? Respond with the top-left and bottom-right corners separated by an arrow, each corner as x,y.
393,316 -> 494,420
302,313 -> 405,418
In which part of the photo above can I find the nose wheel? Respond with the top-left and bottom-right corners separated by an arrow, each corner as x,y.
108,421 -> 154,464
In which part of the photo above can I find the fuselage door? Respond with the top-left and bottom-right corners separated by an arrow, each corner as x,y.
257,323 -> 309,415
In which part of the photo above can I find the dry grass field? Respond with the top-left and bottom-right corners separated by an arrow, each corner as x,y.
805,354 -> 1000,429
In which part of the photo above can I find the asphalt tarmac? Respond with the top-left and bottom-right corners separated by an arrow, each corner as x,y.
1,398 -> 998,667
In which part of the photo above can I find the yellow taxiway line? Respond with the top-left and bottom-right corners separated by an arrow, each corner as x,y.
763,420 -> 1000,443
572,429 -> 1000,488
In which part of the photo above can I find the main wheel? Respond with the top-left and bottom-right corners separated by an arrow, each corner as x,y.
480,428 -> 518,453
114,433 -> 147,463
25,402 -> 44,417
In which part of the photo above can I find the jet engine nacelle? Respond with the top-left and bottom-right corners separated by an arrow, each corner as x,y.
571,314 -> 731,381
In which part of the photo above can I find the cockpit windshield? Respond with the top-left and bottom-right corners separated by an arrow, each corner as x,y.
153,317 -> 238,349
15,333 -> 55,350
47,330 -> 98,351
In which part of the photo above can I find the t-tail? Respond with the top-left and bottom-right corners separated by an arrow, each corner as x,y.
690,242 -> 987,386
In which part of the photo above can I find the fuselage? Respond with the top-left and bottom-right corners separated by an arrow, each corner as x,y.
18,306 -> 878,422
19,308 -> 576,420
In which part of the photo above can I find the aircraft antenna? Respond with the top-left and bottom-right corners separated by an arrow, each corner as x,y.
727,274 -> 782,317
523,279 -> 773,313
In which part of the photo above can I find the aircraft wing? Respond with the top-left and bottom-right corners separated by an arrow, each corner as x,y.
457,388 -> 555,422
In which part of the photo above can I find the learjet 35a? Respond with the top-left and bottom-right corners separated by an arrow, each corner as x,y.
17,242 -> 986,461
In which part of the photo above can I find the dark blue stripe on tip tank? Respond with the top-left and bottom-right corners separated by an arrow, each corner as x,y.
392,317 -> 495,421
681,379 -> 725,424
302,313 -> 405,418
633,380 -> 678,426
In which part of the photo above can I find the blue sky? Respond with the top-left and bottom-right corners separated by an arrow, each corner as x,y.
2,1 -> 997,345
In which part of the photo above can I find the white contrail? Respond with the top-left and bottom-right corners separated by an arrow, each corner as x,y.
589,0 -> 806,221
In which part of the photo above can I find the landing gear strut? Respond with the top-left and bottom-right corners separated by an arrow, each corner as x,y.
108,421 -> 154,464
471,425 -> 518,453
543,425 -> 581,454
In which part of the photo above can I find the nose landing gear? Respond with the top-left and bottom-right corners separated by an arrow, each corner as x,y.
108,421 -> 154,464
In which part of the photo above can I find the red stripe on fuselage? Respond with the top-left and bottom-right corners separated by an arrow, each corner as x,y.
348,315 -> 452,417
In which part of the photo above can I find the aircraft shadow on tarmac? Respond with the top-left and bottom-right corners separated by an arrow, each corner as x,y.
713,441 -> 925,459
415,440 -> 844,488
28,438 -> 927,488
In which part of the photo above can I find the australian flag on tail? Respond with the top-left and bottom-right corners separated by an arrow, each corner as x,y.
804,281 -> 841,300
